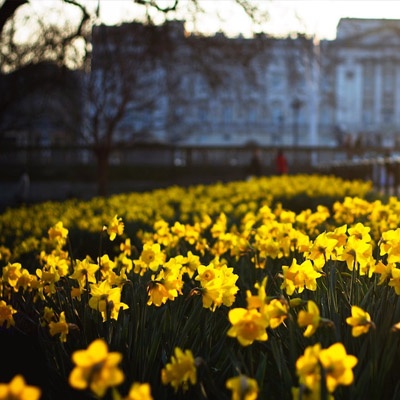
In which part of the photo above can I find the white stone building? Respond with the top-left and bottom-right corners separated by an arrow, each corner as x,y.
323,18 -> 400,148
90,18 -> 400,149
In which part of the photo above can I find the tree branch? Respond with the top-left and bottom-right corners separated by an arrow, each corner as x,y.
135,0 -> 179,13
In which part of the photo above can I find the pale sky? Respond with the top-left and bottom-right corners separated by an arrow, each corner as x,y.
13,0 -> 400,40
93,0 -> 400,40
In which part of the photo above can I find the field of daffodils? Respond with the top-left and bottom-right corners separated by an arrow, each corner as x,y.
1,174 -> 400,400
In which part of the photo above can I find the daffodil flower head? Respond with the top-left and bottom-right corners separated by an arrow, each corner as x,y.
0,375 -> 41,400
161,347 -> 197,393
2,262 -> 23,289
346,305 -> 373,337
89,280 -> 128,321
0,300 -> 17,328
246,276 -> 268,310
227,308 -> 269,346
296,343 -> 322,392
226,374 -> 259,400
69,338 -> 124,398
124,382 -> 153,400
388,267 -> 400,295
70,256 -> 99,289
305,232 -> 338,270
120,238 -> 132,256
48,221 -> 69,247
298,300 -> 321,337
146,280 -> 170,307
281,259 -> 321,296
134,243 -> 165,275
265,298 -> 289,329
319,343 -> 358,393
106,215 -> 124,241
49,311 -> 69,342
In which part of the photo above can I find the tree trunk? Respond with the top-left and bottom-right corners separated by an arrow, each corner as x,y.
95,146 -> 110,196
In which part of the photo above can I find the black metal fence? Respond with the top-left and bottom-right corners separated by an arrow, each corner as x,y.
0,143 -> 365,168
2,143 -> 399,188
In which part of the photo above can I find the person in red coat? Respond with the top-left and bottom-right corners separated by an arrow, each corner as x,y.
276,149 -> 288,175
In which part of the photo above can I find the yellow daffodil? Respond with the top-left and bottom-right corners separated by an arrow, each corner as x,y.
297,342 -> 357,394
296,343 -> 322,392
305,232 -> 338,270
70,257 -> 99,288
161,347 -> 197,392
338,236 -> 372,273
153,219 -> 174,247
373,260 -> 394,285
182,251 -> 201,278
147,280 -> 170,307
69,338 -> 124,397
265,298 -> 288,329
0,300 -> 16,328
41,306 -> 55,326
120,238 -> 132,256
246,277 -> 268,310
281,259 -> 321,296
48,221 -> 69,246
319,343 -> 358,393
346,305 -> 374,337
227,308 -> 269,346
118,254 -> 133,274
36,263 -> 60,295
348,222 -> 371,243
388,267 -> 400,295
298,300 -> 321,337
0,246 -> 11,264
195,263 -> 218,286
123,382 -> 153,400
380,228 -> 400,263
42,251 -> 70,277
133,243 -> 165,275
0,375 -> 41,400
2,262 -> 23,289
226,374 -> 259,400
291,384 -> 334,400
89,280 -> 128,321
99,254 -> 116,279
15,268 -> 38,292
106,215 -> 124,241
196,262 -> 239,311
49,311 -> 69,342
184,225 -> 200,246
210,213 -> 227,238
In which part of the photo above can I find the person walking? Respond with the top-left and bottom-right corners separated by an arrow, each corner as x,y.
247,147 -> 263,178
276,150 -> 288,175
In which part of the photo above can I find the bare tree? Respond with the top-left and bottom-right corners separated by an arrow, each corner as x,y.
84,22 -> 172,195
0,0 -> 271,195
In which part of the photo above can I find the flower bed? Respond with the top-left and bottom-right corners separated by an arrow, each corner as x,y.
1,174 -> 400,399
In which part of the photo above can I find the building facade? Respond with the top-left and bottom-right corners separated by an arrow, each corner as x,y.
5,17 -> 397,151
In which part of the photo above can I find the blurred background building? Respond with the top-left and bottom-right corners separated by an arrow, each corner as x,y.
88,17 -> 400,149
3,17 -> 400,150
